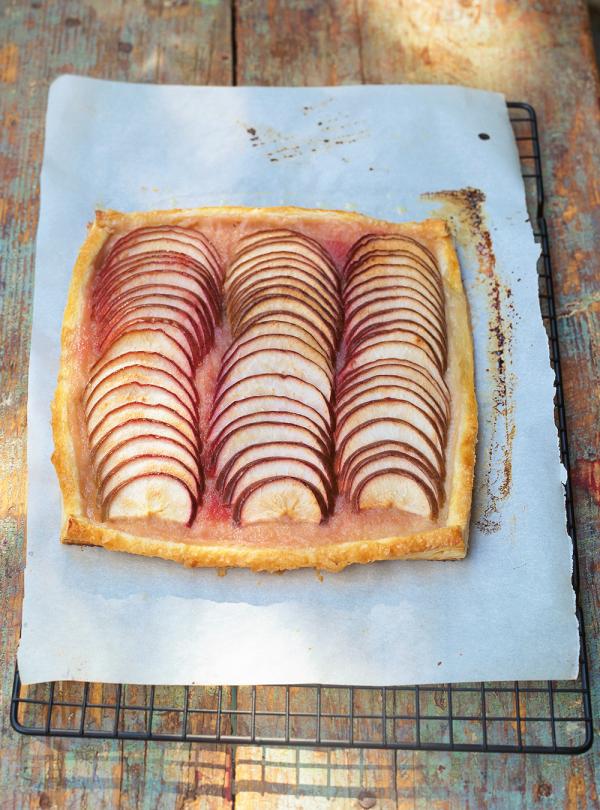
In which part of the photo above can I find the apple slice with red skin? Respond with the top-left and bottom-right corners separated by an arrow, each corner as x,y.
92,419 -> 199,471
86,381 -> 197,435
212,373 -> 333,425
339,440 -> 442,500
98,248 -> 221,300
226,457 -> 332,512
344,324 -> 445,373
227,255 -> 340,305
345,285 -> 444,327
233,477 -> 327,526
353,469 -> 437,517
95,261 -> 221,324
100,454 -> 200,506
104,240 -> 218,285
335,397 -> 444,456
110,223 -> 222,267
346,319 -> 446,370
215,440 -> 333,495
344,263 -> 443,309
232,296 -> 339,349
95,280 -> 217,347
89,402 -> 199,454
208,396 -> 331,449
209,410 -> 331,462
342,447 -> 439,514
235,228 -> 335,260
233,319 -> 334,364
104,472 -> 197,525
337,358 -> 450,407
343,339 -> 444,386
99,305 -> 204,361
212,422 -> 329,479
85,364 -> 197,419
88,350 -> 197,407
231,288 -> 341,340
345,306 -> 446,353
344,297 -> 444,346
237,311 -> 337,358
96,434 -> 201,488
336,384 -> 447,440
346,235 -> 439,276
95,251 -> 220,306
214,348 -> 333,402
229,278 -> 341,326
105,227 -> 222,286
231,235 -> 338,283
96,329 -> 194,378
336,417 -> 444,479
100,322 -> 195,372
101,291 -> 212,339
220,334 -> 334,382
345,253 -> 443,292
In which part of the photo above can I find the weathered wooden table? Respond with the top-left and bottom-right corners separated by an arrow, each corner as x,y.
1,1 -> 599,806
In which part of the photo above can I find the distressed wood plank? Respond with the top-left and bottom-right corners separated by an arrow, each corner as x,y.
233,0 -> 600,806
0,0 -> 234,807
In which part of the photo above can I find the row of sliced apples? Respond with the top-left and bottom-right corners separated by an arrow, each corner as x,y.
84,225 -> 449,527
207,229 -> 343,526
86,226 -> 223,524
335,234 -> 449,518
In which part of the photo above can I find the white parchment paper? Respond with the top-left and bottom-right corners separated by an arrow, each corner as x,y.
18,77 -> 579,685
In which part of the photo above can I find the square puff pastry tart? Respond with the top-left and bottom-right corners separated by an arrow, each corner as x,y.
52,206 -> 477,572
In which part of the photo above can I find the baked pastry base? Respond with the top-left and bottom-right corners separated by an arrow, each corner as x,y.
52,206 -> 477,572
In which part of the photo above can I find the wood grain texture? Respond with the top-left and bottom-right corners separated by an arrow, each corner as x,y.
1,0 -> 599,807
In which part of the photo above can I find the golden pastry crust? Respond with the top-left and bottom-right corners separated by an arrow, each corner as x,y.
52,206 -> 477,572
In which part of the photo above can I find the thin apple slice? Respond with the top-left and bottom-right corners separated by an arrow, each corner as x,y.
215,349 -> 333,402
232,297 -> 338,348
346,234 -> 440,276
346,307 -> 446,352
231,234 -> 338,282
104,473 -> 197,525
345,265 -> 443,310
208,395 -> 330,445
345,285 -> 444,325
220,334 -> 334,381
238,312 -> 337,358
336,384 -> 447,437
353,469 -> 436,517
335,397 -> 443,455
234,319 -> 334,363
345,326 -> 444,373
231,288 -> 340,338
229,278 -> 340,326
101,322 -> 195,371
337,359 -> 450,407
228,255 -> 340,304
212,422 -> 327,478
344,339 -> 443,385
101,454 -> 199,505
226,457 -> 332,510
85,364 -> 197,418
89,402 -> 198,453
233,477 -> 327,526
336,417 -> 443,479
88,351 -> 197,406
96,434 -> 200,487
96,264 -> 220,324
92,419 -> 199,470
100,304 -> 203,360
87,381 -> 196,435
339,440 -> 441,497
212,373 -> 332,424
209,410 -> 331,459
216,440 -> 332,494
105,240 -> 217,283
97,329 -> 194,378
345,449 -> 439,513
345,254 -> 443,290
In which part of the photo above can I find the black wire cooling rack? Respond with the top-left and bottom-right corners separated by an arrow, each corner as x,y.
10,102 -> 593,754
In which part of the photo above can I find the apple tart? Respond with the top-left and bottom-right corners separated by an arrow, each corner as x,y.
52,206 -> 477,571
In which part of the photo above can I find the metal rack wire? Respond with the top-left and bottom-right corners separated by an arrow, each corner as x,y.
10,102 -> 593,754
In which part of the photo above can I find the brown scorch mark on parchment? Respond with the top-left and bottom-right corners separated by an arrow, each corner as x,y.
423,188 -> 516,534
238,108 -> 368,162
